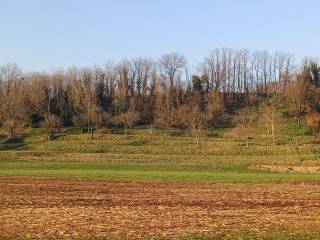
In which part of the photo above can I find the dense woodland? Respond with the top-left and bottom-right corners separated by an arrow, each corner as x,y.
1,48 -> 320,141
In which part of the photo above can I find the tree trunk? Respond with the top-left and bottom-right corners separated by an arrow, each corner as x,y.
48,132 -> 54,141
91,125 -> 94,140
10,127 -> 15,138
271,120 -> 275,143
149,125 -> 153,136
196,129 -> 200,149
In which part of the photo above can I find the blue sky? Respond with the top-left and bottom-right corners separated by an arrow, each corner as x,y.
0,0 -> 319,71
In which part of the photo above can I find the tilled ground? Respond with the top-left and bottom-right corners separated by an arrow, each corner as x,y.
1,177 -> 320,239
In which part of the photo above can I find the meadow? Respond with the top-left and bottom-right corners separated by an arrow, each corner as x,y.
1,124 -> 320,183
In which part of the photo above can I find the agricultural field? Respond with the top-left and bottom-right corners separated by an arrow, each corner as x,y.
3,1 -> 320,239
1,126 -> 320,239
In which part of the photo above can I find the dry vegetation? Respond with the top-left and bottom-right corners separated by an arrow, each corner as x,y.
1,49 -> 320,145
251,165 -> 320,173
1,177 -> 320,239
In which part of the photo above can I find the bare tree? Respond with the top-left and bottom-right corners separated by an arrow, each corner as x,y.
159,53 -> 186,89
25,73 -> 49,114
0,63 -> 22,96
0,48 -> 307,139
116,60 -> 133,112
206,91 -> 224,124
1,102 -> 25,138
306,112 -> 320,136
154,77 -> 175,129
284,76 -> 308,125
84,104 -> 103,140
69,67 -> 103,139
175,103 -> 208,148
234,107 -> 257,147
133,57 -> 153,113
189,106 -> 207,148
42,113 -> 61,140
116,111 -> 139,138
260,98 -> 282,143
0,66 -> 26,137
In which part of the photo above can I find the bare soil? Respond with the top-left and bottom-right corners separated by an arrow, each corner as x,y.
1,177 -> 320,239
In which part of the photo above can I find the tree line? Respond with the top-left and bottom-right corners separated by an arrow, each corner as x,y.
0,48 -> 320,141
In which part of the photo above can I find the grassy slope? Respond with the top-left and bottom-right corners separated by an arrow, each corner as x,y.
1,162 -> 319,183
0,125 -> 319,183
1,157 -> 320,183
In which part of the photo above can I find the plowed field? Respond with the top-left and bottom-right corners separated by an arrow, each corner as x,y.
1,177 -> 320,239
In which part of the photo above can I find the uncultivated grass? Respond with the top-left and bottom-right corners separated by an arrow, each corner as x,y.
0,127 -> 320,182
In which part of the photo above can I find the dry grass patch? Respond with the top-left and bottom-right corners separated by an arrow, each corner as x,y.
252,165 -> 320,173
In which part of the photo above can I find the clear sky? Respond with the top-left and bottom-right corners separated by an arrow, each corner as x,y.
1,0 -> 319,72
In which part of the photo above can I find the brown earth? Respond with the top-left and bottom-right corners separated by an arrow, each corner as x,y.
1,177 -> 320,239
